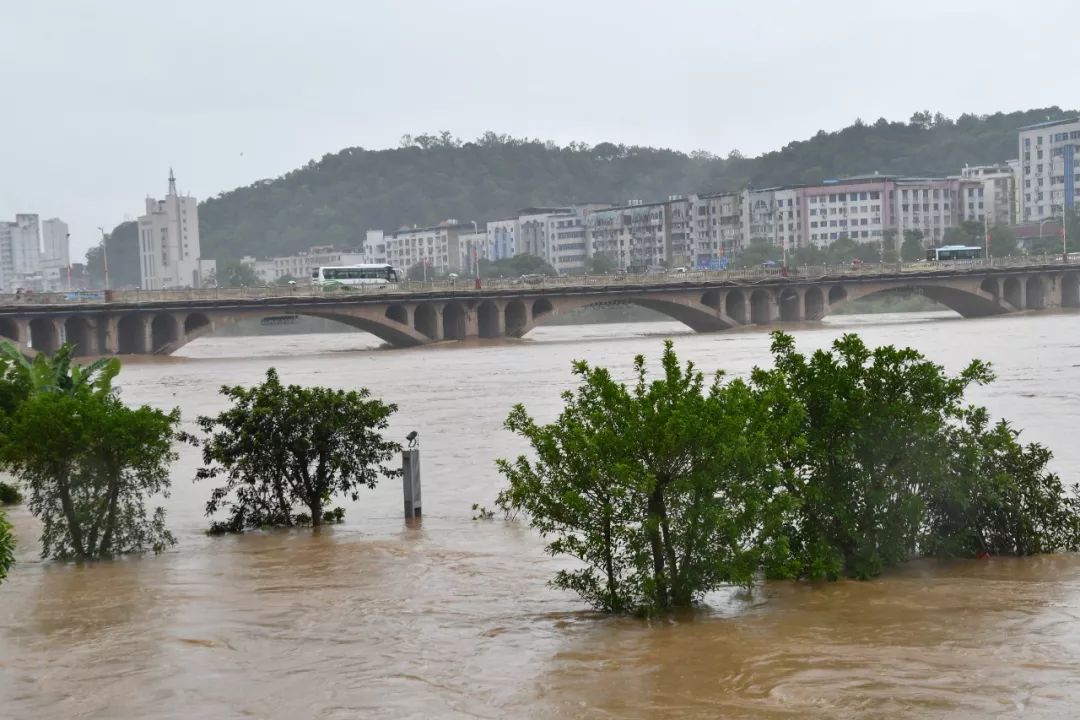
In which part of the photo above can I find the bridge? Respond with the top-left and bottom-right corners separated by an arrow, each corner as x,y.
0,260 -> 1077,356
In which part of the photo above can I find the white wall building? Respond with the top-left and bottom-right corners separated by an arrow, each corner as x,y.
363,230 -> 389,265
486,218 -> 517,260
958,164 -> 1016,226
805,179 -> 890,248
0,214 -> 42,291
380,220 -> 470,274
241,245 -> 367,284
40,218 -> 70,269
516,207 -> 592,274
457,229 -> 487,271
1018,117 -> 1080,221
587,201 -> 670,269
137,170 -> 214,289
239,256 -> 278,284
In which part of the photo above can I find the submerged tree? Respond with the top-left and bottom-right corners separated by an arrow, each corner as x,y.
499,334 -> 1080,613
0,509 -> 13,583
194,368 -> 401,533
0,343 -> 181,560
753,331 -> 1080,580
497,341 -> 793,614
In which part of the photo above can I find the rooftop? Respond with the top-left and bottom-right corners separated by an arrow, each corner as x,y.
1018,117 -> 1080,130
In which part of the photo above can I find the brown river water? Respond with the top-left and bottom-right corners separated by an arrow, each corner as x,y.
3,310 -> 1080,719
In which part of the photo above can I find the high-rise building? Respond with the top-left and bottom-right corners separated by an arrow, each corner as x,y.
1018,118 -> 1080,222
137,170 -> 215,289
958,164 -> 1017,226
40,218 -> 70,269
0,214 -> 41,291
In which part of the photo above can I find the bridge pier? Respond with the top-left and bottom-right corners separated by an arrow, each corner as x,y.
102,316 -> 120,354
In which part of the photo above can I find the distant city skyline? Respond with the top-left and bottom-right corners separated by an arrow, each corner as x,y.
2,0 -> 1077,259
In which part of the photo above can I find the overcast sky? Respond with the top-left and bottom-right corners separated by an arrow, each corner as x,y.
2,0 -> 1077,259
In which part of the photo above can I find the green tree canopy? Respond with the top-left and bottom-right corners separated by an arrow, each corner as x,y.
480,254 -> 557,278
988,223 -> 1017,257
0,343 -> 181,560
194,368 -> 401,532
497,334 -> 1080,613
497,341 -> 792,614
901,230 -> 926,261
211,261 -> 261,287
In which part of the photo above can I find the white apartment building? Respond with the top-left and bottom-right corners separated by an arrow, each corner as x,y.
687,192 -> 742,267
242,245 -> 367,284
457,229 -> 487,271
137,170 -> 215,289
805,178 -> 890,247
892,177 -> 976,246
664,197 -> 693,268
772,188 -> 802,254
587,201 -> 669,269
959,164 -> 1017,226
363,230 -> 389,265
517,207 -> 592,274
1018,118 -> 1080,221
380,220 -> 470,273
486,218 -> 517,260
0,214 -> 43,291
239,256 -> 278,284
40,218 -> 70,269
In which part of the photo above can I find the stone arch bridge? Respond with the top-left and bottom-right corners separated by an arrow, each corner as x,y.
0,264 -> 1076,357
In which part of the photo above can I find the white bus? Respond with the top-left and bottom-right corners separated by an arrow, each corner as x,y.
927,245 -> 984,261
311,264 -> 400,289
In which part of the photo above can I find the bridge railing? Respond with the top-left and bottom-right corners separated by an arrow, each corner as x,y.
1,254 -> 1074,307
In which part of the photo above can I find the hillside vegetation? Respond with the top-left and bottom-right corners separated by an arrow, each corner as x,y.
88,107 -> 1076,281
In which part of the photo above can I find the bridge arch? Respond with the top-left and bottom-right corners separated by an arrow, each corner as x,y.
505,300 -> 528,336
184,312 -> 211,336
151,314 -> 180,352
1025,276 -> 1046,310
385,304 -> 408,325
64,316 -> 95,357
725,291 -> 746,324
0,317 -> 20,344
477,300 -> 501,338
117,315 -> 146,354
1063,272 -> 1080,308
29,318 -> 60,355
509,294 -> 734,338
443,301 -> 467,340
804,287 -> 825,320
778,289 -> 801,322
831,283 -> 1007,318
980,277 -> 999,301
532,298 -> 554,321
701,289 -> 722,310
828,285 -> 847,305
414,303 -> 438,340
1003,277 -> 1023,309
750,289 -> 774,325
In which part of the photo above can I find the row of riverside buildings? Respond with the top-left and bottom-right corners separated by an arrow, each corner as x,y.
239,118 -> 1079,281
0,214 -> 71,292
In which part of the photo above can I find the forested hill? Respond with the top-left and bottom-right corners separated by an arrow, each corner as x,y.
124,107 -> 1080,269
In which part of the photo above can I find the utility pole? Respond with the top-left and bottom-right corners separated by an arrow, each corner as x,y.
97,227 -> 110,291
471,220 -> 481,289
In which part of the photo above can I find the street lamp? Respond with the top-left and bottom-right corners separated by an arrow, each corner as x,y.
97,227 -> 110,291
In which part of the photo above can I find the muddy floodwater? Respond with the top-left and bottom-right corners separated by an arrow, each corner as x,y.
3,311 -> 1080,719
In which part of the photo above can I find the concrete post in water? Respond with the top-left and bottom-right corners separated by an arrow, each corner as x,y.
402,447 -> 421,519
